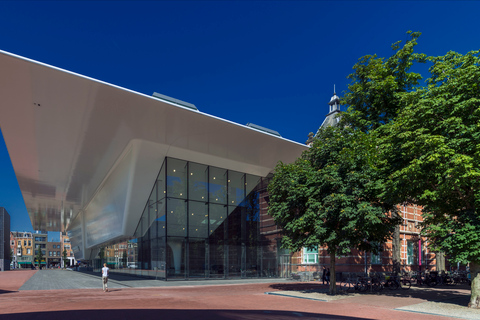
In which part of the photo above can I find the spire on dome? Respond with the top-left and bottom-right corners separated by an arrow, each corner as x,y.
328,87 -> 340,113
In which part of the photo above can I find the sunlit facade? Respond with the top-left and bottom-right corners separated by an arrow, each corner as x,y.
0,50 -> 307,280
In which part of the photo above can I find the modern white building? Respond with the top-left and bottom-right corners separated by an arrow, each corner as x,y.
0,50 -> 307,279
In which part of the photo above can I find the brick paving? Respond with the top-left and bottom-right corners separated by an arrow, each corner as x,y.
0,269 -> 478,320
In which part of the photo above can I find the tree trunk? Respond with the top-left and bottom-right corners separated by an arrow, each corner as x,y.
329,252 -> 337,295
468,260 -> 480,309
392,223 -> 401,275
436,251 -> 445,272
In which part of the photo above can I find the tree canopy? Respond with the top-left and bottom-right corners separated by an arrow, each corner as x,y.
341,30 -> 480,308
268,125 -> 400,294
380,49 -> 480,308
341,31 -> 426,132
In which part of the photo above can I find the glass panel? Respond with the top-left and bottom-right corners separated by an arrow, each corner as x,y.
167,158 -> 187,199
189,162 -> 208,202
407,241 -> 414,265
151,235 -> 166,279
228,205 -> 243,243
228,243 -> 242,278
209,167 -> 227,204
209,240 -> 224,278
167,198 -> 187,237
209,204 -> 226,239
134,159 -> 165,238
188,238 -> 206,278
245,174 -> 261,198
189,201 -> 208,238
166,237 -> 186,279
305,246 -> 318,254
246,241 -> 259,277
228,171 -> 244,206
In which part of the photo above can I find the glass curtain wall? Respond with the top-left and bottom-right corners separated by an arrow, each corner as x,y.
92,157 -> 268,280
134,157 -> 264,280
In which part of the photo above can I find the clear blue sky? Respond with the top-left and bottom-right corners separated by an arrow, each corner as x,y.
0,1 -> 479,232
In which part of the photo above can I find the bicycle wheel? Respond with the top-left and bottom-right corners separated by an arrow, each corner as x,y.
341,281 -> 354,293
400,279 -> 411,290
356,280 -> 368,292
386,279 -> 399,290
371,279 -> 382,292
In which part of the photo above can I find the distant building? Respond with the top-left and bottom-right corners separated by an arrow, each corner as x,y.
47,239 -> 61,268
9,232 -> 16,268
33,231 -> 47,268
306,88 -> 342,146
61,232 -> 75,267
0,207 -> 11,271
11,231 -> 34,269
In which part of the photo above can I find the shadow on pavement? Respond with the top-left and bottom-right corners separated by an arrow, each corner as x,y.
77,270 -> 153,282
269,282 -> 472,308
0,309 -> 375,320
269,282 -> 329,293
0,290 -> 16,295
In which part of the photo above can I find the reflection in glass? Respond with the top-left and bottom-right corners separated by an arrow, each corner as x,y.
228,171 -> 244,206
188,238 -> 206,278
209,167 -> 227,204
167,198 -> 187,237
167,237 -> 185,278
189,201 -> 208,238
209,204 -> 226,239
167,158 -> 187,199
101,157 -> 269,281
189,163 -> 208,202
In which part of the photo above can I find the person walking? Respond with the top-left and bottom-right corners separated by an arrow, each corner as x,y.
322,266 -> 327,285
326,268 -> 331,285
102,263 -> 109,292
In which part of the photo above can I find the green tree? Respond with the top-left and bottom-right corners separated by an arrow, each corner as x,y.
381,49 -> 480,308
341,31 -> 427,275
35,247 -> 44,269
341,31 -> 426,132
62,249 -> 68,268
268,125 -> 400,294
98,247 -> 105,266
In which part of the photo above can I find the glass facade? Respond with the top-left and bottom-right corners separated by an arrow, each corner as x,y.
94,157 -> 272,280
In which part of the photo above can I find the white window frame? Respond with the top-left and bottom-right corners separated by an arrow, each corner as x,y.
407,241 -> 414,265
302,247 -> 318,264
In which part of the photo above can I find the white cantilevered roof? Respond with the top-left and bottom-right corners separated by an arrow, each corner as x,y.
0,50 -> 307,234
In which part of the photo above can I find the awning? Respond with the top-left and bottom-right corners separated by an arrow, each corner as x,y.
18,262 -> 32,265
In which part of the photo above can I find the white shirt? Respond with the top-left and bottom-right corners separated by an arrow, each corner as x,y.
102,266 -> 109,277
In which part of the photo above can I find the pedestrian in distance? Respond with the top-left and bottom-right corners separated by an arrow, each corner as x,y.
322,266 -> 327,285
102,263 -> 109,292
326,268 -> 331,285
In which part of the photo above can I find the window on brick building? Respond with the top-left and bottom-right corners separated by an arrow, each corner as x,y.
27,248 -> 31,254
303,247 -> 318,264
371,242 -> 382,265
407,241 -> 414,265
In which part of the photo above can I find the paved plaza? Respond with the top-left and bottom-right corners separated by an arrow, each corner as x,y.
0,269 -> 478,320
